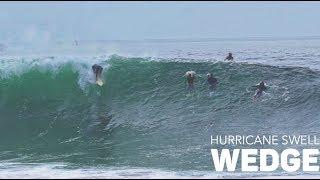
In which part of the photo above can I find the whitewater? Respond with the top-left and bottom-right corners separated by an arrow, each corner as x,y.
1,38 -> 320,178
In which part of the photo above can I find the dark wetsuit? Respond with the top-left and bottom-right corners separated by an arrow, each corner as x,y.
207,76 -> 218,90
225,54 -> 234,61
92,64 -> 103,80
92,64 -> 103,74
254,82 -> 267,98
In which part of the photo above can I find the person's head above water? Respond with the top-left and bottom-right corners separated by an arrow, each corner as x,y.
207,73 -> 213,78
92,64 -> 103,76
259,81 -> 266,87
92,64 -> 100,69
185,71 -> 196,77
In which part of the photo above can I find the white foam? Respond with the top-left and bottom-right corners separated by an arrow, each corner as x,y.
0,162 -> 218,179
0,162 -> 318,179
0,55 -> 110,91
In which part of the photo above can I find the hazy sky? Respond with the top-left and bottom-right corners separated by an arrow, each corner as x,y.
1,1 -> 320,42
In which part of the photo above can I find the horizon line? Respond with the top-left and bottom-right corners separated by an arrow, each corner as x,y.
74,35 -> 320,43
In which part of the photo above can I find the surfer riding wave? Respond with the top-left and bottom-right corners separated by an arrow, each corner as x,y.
92,64 -> 104,86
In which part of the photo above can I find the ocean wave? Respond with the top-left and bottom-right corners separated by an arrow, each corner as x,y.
1,55 -> 320,171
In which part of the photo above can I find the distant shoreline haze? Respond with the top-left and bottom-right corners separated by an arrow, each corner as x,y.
0,2 -> 320,42
3,35 -> 320,45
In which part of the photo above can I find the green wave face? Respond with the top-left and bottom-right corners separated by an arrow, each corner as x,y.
0,56 -> 320,170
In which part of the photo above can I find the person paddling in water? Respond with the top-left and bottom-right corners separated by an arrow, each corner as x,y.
207,73 -> 218,91
253,81 -> 267,99
92,64 -> 103,82
225,52 -> 234,61
184,71 -> 196,90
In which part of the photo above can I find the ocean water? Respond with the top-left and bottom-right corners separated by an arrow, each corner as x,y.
1,38 -> 320,178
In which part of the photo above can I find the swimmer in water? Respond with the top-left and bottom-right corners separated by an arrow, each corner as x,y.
206,73 -> 218,91
184,71 -> 196,90
225,53 -> 234,61
252,81 -> 267,99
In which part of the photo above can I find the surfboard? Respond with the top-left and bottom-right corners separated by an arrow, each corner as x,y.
96,78 -> 104,86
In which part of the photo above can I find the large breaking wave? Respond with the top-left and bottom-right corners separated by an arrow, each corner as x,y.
1,55 -> 320,172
